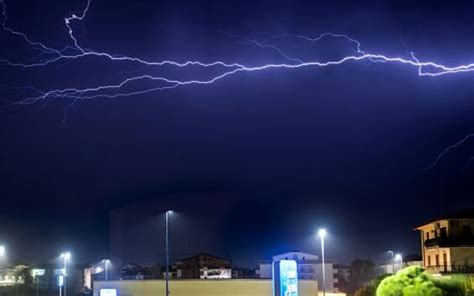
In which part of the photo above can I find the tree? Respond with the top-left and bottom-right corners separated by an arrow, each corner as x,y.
376,266 -> 467,296
348,259 -> 377,293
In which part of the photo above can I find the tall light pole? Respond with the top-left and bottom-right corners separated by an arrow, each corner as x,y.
388,250 -> 395,274
318,229 -> 327,296
0,245 -> 5,267
60,252 -> 71,296
165,210 -> 173,296
104,259 -> 110,281
395,254 -> 403,273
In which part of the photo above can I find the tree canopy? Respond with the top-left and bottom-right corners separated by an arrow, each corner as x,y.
376,266 -> 468,296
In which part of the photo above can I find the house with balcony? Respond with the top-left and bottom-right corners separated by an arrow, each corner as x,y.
415,208 -> 474,274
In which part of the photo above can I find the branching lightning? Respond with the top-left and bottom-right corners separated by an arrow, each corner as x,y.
0,0 -> 473,170
422,134 -> 474,172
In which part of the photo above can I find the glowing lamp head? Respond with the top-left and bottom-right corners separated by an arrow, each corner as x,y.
0,246 -> 5,256
166,210 -> 174,215
318,228 -> 327,238
61,252 -> 71,260
395,254 -> 402,261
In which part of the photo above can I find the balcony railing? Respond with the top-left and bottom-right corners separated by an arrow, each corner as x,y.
424,236 -> 474,248
425,265 -> 474,274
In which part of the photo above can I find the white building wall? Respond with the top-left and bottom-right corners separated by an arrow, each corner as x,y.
258,264 -> 272,279
314,263 -> 335,292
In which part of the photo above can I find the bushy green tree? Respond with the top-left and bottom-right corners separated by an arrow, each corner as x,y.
376,266 -> 467,296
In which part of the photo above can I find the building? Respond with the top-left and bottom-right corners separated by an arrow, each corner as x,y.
231,267 -> 258,279
175,253 -> 231,279
377,255 -> 421,276
258,251 -> 338,292
333,264 -> 350,292
415,208 -> 474,274
94,279 -> 318,296
0,264 -> 28,287
404,254 -> 423,268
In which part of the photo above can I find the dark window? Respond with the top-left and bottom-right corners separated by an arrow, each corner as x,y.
435,255 -> 439,266
443,253 -> 447,267
462,225 -> 472,236
427,256 -> 431,266
440,227 -> 447,239
426,232 -> 430,240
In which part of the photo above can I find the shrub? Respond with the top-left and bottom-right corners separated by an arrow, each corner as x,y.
376,266 -> 468,296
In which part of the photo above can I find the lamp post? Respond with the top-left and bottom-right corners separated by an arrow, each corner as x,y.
104,259 -> 110,280
388,250 -> 395,274
165,210 -> 173,296
395,254 -> 403,272
318,229 -> 327,296
0,245 -> 5,268
60,252 -> 71,296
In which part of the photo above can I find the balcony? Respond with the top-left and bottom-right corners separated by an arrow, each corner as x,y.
424,235 -> 474,248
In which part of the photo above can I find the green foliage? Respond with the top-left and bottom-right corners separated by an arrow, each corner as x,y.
354,274 -> 391,296
376,266 -> 469,296
355,285 -> 376,296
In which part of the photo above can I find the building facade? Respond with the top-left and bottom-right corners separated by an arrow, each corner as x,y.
258,251 -> 338,292
175,253 -> 231,279
416,208 -> 474,274
94,279 -> 318,296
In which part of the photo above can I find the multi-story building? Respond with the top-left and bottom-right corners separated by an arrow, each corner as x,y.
333,264 -> 350,292
175,253 -> 231,279
258,251 -> 338,292
0,264 -> 28,287
415,208 -> 474,274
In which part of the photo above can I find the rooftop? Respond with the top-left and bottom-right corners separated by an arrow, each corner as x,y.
416,208 -> 474,228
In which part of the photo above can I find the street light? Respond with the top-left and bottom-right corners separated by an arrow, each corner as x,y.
60,252 -> 71,296
388,250 -> 395,274
318,229 -> 327,296
0,245 -> 5,269
104,259 -> 110,280
165,210 -> 174,296
395,254 -> 403,272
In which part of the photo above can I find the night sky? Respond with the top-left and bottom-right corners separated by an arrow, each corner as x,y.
0,0 -> 474,267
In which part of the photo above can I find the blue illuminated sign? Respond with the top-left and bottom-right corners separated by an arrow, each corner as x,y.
273,260 -> 298,296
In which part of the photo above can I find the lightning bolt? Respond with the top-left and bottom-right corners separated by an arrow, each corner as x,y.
422,134 -> 474,172
1,0 -> 473,169
3,0 -> 474,108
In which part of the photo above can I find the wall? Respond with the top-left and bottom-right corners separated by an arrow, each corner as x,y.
314,263 -> 335,292
451,247 -> 474,266
259,264 -> 272,279
94,279 -> 318,296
